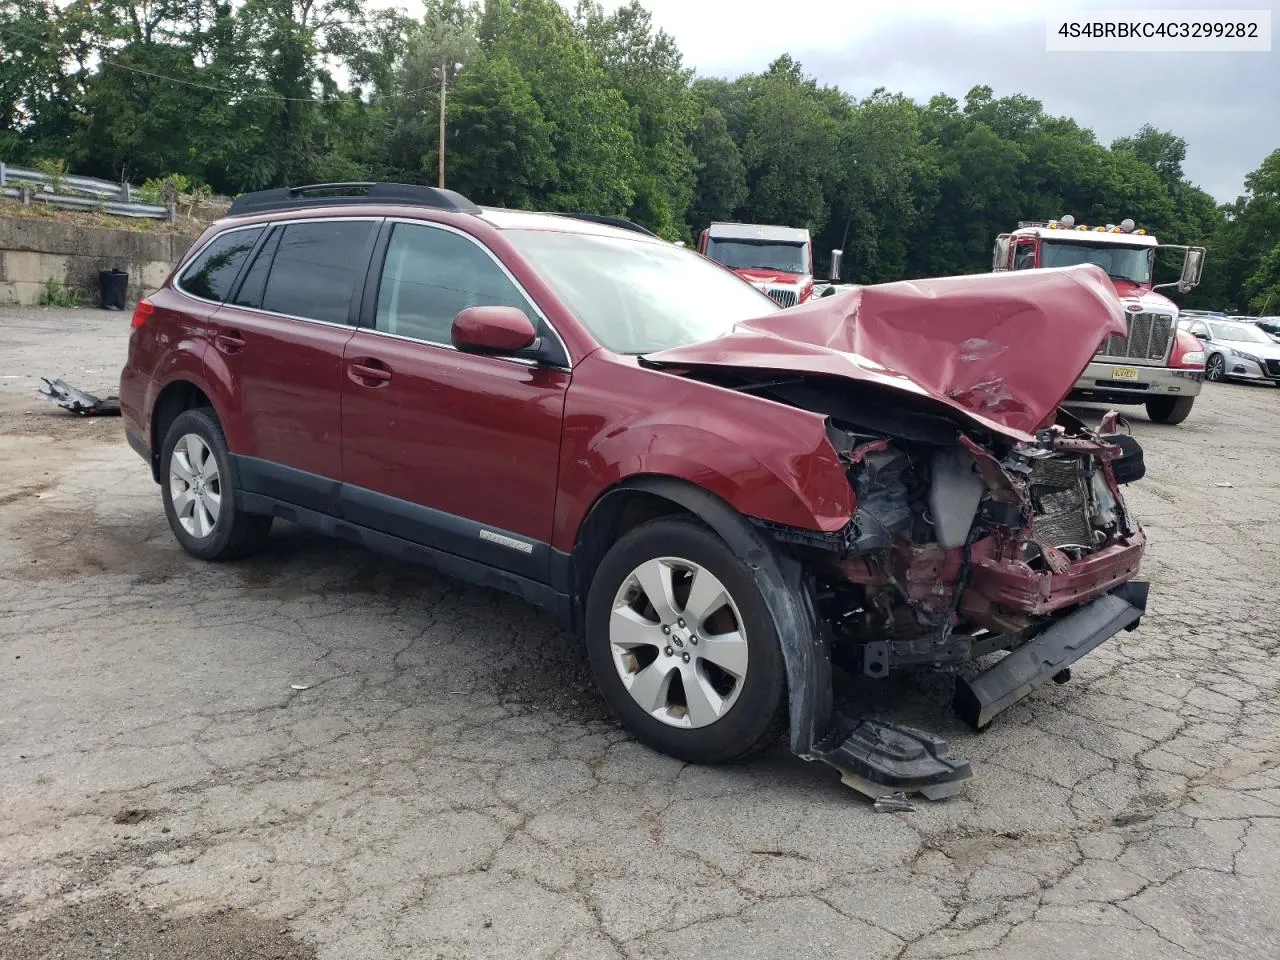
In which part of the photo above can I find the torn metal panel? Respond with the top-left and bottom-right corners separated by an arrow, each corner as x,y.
38,378 -> 122,416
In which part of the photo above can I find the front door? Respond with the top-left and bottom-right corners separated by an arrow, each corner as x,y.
339,220 -> 570,580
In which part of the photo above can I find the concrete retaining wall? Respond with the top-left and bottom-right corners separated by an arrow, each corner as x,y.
0,215 -> 202,306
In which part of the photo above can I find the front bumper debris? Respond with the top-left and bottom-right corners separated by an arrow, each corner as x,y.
811,717 -> 972,800
38,378 -> 122,416
954,580 -> 1149,730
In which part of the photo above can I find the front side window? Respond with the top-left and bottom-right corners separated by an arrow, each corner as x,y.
178,227 -> 263,302
1013,242 -> 1035,270
507,229 -> 780,355
704,238 -> 809,275
1039,240 -> 1153,283
374,223 -> 536,345
260,220 -> 374,324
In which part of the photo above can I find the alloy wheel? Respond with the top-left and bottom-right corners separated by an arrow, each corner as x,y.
1206,354 -> 1225,381
169,433 -> 222,538
608,556 -> 749,728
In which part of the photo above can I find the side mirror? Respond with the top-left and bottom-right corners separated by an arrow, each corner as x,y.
1193,331 -> 1209,341
992,235 -> 1011,272
451,305 -> 540,357
1180,247 -> 1205,292
829,249 -> 843,282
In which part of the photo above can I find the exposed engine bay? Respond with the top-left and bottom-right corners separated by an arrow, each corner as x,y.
700,371 -> 1148,685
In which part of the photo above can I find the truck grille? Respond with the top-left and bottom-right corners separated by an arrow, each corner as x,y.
763,286 -> 798,308
1097,312 -> 1174,364
1028,455 -> 1094,549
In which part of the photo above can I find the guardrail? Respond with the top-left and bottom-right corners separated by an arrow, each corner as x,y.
0,163 -> 173,220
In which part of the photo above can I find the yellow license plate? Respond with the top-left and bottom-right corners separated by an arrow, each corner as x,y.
1111,366 -> 1140,381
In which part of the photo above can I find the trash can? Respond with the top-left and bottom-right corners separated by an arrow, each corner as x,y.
99,268 -> 128,311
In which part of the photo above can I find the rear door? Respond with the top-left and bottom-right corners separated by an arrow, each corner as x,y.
338,220 -> 571,580
205,217 -> 378,513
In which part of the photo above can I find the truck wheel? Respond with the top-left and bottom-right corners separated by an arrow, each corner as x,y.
1145,396 -> 1195,425
160,408 -> 272,561
584,517 -> 786,764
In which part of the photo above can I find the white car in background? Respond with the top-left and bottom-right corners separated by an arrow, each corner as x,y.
1181,317 -> 1280,384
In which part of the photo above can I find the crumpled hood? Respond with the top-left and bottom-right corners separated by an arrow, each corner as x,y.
645,264 -> 1127,441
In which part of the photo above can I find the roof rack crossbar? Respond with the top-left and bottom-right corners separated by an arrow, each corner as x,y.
227,181 -> 481,217
557,212 -> 659,238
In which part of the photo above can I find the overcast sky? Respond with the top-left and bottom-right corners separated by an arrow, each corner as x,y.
389,0 -> 1279,202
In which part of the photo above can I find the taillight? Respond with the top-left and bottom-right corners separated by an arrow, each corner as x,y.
1170,329 -> 1205,368
130,298 -> 154,330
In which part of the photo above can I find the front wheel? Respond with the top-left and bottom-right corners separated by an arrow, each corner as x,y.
1205,353 -> 1226,382
1145,395 -> 1195,425
584,517 -> 786,764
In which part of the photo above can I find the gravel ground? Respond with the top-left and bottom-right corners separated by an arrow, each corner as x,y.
2,306 -> 1278,960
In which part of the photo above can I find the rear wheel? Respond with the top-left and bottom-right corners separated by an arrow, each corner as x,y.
1145,395 -> 1195,425
160,408 -> 272,561
584,517 -> 786,764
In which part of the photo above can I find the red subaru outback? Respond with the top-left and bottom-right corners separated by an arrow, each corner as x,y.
121,183 -> 1150,798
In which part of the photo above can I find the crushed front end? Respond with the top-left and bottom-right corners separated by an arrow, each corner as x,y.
807,407 -> 1148,729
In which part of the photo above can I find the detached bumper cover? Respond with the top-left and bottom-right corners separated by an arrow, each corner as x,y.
955,580 -> 1149,730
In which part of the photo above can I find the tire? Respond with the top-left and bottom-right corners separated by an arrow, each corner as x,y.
584,517 -> 787,764
160,408 -> 272,561
1145,395 -> 1195,425
1205,353 -> 1226,382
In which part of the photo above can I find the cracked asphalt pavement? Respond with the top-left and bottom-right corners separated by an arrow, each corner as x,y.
2,306 -> 1278,960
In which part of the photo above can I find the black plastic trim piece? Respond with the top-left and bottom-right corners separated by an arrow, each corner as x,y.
238,492 -> 570,621
228,182 -> 481,217
234,456 -> 341,517
556,213 -> 660,237
126,429 -> 151,466
811,717 -> 972,799
231,455 -> 551,584
954,582 -> 1149,730
338,483 -> 549,582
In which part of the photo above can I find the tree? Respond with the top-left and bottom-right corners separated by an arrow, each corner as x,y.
687,105 -> 746,231
1111,124 -> 1187,187
440,54 -> 556,208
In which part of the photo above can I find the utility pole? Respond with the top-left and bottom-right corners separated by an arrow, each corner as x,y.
433,61 -> 464,189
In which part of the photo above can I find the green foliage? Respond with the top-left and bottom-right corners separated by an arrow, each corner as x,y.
2,0 -> 1274,310
39,277 -> 80,307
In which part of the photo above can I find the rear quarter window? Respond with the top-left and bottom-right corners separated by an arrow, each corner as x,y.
177,227 -> 264,302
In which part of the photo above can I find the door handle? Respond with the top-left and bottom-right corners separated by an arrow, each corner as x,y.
348,359 -> 392,386
215,332 -> 246,354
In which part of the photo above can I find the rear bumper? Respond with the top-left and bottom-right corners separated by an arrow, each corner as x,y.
955,580 -> 1149,730
1070,361 -> 1202,403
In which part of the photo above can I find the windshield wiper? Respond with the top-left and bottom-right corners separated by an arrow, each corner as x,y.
1106,273 -> 1139,283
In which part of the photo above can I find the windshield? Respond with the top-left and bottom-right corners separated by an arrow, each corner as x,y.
704,238 -> 809,275
506,230 -> 779,354
1039,240 -> 1153,283
1209,322 -> 1272,343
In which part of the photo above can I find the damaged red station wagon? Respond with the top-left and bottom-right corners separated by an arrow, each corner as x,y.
120,183 -> 1150,799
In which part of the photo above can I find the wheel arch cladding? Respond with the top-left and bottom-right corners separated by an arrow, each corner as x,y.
150,379 -> 214,482
574,476 -> 833,756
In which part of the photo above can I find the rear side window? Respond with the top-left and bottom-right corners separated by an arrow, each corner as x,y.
231,228 -> 280,308
260,220 -> 374,324
178,227 -> 263,302
375,222 -> 535,344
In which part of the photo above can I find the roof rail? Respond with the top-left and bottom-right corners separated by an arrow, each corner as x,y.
227,182 -> 481,217
557,212 -> 659,238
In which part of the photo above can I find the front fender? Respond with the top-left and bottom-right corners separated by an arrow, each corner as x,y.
553,356 -> 854,554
